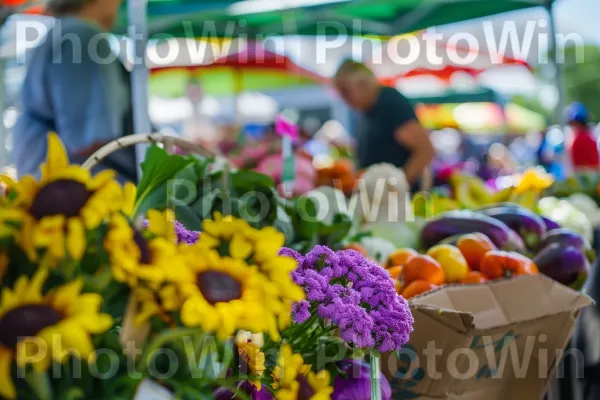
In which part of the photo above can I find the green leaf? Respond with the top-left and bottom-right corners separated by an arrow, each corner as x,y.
172,198 -> 204,231
274,205 -> 295,244
134,146 -> 194,217
231,169 -> 275,193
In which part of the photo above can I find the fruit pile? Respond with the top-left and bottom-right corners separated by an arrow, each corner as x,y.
315,159 -> 360,197
386,233 -> 539,299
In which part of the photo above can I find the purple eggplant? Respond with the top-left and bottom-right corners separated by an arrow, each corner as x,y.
421,210 -> 525,251
538,228 -> 594,262
533,243 -> 590,290
541,216 -> 560,231
480,207 -> 546,250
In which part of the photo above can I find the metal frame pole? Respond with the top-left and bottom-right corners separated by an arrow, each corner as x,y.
546,0 -> 566,124
0,57 -> 6,169
127,0 -> 151,180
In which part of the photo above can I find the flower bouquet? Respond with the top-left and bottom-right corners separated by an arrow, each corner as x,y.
0,133 -> 414,400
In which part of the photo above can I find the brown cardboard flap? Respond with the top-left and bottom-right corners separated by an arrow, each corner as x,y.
411,304 -> 475,333
411,274 -> 593,330
386,276 -> 593,400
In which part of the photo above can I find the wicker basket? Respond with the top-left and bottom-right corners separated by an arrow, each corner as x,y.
82,133 -> 223,170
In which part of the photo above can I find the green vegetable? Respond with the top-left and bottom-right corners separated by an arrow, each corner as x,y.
537,197 -> 593,243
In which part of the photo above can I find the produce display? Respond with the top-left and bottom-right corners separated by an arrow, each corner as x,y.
0,132 -> 594,400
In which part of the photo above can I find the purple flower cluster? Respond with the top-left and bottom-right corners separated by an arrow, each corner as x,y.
174,220 -> 200,244
281,246 -> 414,352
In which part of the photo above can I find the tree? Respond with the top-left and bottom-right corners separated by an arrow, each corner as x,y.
562,45 -> 600,122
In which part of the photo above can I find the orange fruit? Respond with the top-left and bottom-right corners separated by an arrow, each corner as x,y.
480,251 -> 537,280
394,280 -> 404,294
387,265 -> 403,280
339,174 -> 357,196
457,233 -> 496,271
461,271 -> 487,284
387,248 -> 419,268
402,280 -> 438,299
331,159 -> 354,178
402,255 -> 445,286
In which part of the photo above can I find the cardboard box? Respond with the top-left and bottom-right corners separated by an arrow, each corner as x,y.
382,274 -> 593,400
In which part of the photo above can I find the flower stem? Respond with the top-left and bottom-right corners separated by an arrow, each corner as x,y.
137,327 -> 201,372
370,350 -> 382,400
24,369 -> 52,400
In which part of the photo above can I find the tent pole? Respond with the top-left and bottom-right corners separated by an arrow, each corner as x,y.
0,57 -> 6,169
546,1 -> 566,124
128,0 -> 151,180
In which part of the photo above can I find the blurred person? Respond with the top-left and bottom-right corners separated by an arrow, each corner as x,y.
566,102 -> 599,171
13,0 -> 137,182
333,60 -> 434,190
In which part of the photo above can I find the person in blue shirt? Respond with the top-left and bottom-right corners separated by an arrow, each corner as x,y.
13,0 -> 137,182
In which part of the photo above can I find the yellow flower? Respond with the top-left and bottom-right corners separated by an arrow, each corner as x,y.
178,245 -> 278,341
197,214 -> 305,332
147,209 -> 177,244
236,337 -> 266,389
0,269 -> 113,399
0,133 -> 126,264
272,345 -> 333,400
104,213 -> 187,288
131,285 -> 184,326
514,168 -> 554,194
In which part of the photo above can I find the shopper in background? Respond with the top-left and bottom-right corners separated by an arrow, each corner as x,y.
566,102 -> 600,171
13,0 -> 137,182
333,60 -> 434,191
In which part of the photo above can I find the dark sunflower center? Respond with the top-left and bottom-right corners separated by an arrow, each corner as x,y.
296,374 -> 315,400
30,179 -> 91,220
0,305 -> 62,350
133,229 -> 152,264
196,271 -> 242,305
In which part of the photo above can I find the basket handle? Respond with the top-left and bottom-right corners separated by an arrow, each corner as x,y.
82,133 -> 222,171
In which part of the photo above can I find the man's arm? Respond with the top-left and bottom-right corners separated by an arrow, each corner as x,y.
394,120 -> 435,184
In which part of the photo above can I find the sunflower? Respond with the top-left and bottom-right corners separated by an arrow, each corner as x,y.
104,212 -> 186,289
198,213 -> 305,331
0,268 -> 113,399
178,245 -> 279,341
1,133 -> 125,265
130,284 -> 185,326
272,345 -> 333,400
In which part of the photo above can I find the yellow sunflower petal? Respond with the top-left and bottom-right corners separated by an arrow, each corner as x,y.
66,218 -> 86,261
75,313 -> 113,334
88,169 -> 117,190
0,348 -> 15,400
58,321 -> 95,361
40,133 -> 69,182
18,215 -> 37,261
0,174 -> 16,188
121,182 -> 137,216
230,234 -> 253,259
50,279 -> 83,314
198,233 -> 220,249
13,175 -> 39,207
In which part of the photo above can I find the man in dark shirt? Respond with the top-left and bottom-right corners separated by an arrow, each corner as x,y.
334,60 -> 434,188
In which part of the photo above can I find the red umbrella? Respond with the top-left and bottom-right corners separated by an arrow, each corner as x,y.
375,33 -> 531,86
150,41 -> 324,83
380,65 -> 483,86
